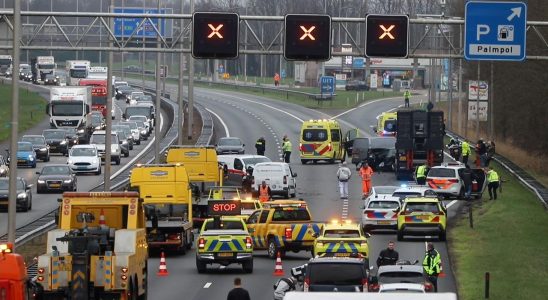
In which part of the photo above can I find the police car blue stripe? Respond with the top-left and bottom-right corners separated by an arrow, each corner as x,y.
326,243 -> 336,252
208,240 -> 219,251
348,243 -> 358,253
232,239 -> 243,251
296,224 -> 308,241
312,224 -> 321,234
219,241 -> 232,251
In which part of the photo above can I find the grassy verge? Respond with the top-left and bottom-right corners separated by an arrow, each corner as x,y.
449,161 -> 548,300
117,72 -> 401,109
0,84 -> 47,142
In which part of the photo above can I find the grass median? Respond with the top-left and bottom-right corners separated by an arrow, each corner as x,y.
116,72 -> 401,109
0,84 -> 47,142
449,161 -> 548,300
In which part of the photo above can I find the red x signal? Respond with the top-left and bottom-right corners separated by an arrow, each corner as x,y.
299,25 -> 316,41
379,25 -> 395,40
207,24 -> 224,39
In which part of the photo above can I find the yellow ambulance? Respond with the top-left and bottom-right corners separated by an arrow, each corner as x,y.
299,119 -> 345,164
375,112 -> 397,137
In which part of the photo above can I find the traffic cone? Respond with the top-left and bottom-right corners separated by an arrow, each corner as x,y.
439,264 -> 446,278
273,251 -> 284,276
99,208 -> 107,229
157,252 -> 169,277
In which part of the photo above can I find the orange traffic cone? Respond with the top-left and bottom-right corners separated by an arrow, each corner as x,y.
157,252 -> 169,276
273,251 -> 284,276
99,208 -> 107,229
439,264 -> 446,278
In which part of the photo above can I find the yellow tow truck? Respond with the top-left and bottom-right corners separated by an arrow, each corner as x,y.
36,192 -> 148,299
129,163 -> 194,254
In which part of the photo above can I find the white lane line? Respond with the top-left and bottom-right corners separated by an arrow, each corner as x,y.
203,282 -> 212,289
206,108 -> 230,137
330,96 -> 402,119
446,200 -> 458,209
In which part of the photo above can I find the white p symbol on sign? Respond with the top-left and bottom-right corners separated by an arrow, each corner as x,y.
476,24 -> 490,41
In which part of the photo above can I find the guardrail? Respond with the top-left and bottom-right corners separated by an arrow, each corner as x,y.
446,131 -> 548,209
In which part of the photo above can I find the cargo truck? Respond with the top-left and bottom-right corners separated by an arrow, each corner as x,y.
46,86 -> 92,143
65,60 -> 90,86
31,56 -> 56,84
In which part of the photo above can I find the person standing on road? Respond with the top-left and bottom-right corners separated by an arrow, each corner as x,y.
336,161 -> 352,199
485,141 -> 496,167
227,277 -> 251,300
258,180 -> 272,203
423,243 -> 442,293
485,167 -> 500,200
461,165 -> 473,200
376,241 -> 399,267
403,89 -> 411,107
358,161 -> 374,199
282,135 -> 292,163
415,164 -> 428,185
461,140 -> 471,167
255,136 -> 266,156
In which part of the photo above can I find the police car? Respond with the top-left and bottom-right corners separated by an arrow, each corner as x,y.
362,196 -> 401,232
313,220 -> 369,259
426,162 -> 487,199
396,197 -> 447,241
391,185 -> 439,203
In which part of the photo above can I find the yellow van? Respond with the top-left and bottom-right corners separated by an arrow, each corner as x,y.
376,112 -> 397,137
299,119 -> 345,164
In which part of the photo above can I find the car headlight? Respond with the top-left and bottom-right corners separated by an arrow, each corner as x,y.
28,155 -> 34,160
60,140 -> 67,145
67,160 -> 73,164
122,140 -> 128,145
78,129 -> 85,134
17,192 -> 26,199
140,130 -> 147,135
39,148 -> 47,152
92,158 -> 99,164
37,180 -> 45,184
63,179 -> 72,183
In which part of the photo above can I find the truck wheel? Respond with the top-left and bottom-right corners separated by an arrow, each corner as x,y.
242,259 -> 253,273
267,238 -> 279,259
196,257 -> 207,273
439,230 -> 447,241
116,157 -> 121,165
138,263 -> 148,300
397,230 -> 404,241
186,232 -> 194,250
124,151 -> 129,158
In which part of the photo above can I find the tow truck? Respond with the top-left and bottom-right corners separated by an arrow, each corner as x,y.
129,163 -> 194,254
0,243 -> 34,300
35,192 -> 148,299
395,110 -> 445,180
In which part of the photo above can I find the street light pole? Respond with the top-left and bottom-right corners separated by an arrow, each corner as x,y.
154,0 -> 161,163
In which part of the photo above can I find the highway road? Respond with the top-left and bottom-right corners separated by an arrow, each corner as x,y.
0,81 -> 169,237
125,79 -> 461,299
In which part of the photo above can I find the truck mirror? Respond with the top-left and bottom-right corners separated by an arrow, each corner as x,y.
85,104 -> 90,114
45,103 -> 50,115
122,113 -> 126,119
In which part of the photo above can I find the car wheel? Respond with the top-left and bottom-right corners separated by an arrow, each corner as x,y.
242,259 -> 253,273
290,192 -> 296,198
44,155 -> 50,162
397,230 -> 404,241
22,200 -> 29,212
37,188 -> 42,194
439,230 -> 447,241
267,238 -> 279,259
124,151 -> 129,158
458,188 -> 465,200
196,257 -> 207,274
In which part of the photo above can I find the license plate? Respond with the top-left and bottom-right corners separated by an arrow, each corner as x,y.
77,166 -> 88,170
17,160 -> 25,163
417,215 -> 430,220
377,220 -> 392,225
334,253 -> 350,257
399,156 -> 407,161
50,184 -> 61,188
50,146 -> 56,149
218,252 -> 233,257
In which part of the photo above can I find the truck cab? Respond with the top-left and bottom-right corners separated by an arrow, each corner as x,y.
0,243 -> 34,300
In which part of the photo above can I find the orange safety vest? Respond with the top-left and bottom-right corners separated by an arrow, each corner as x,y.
274,74 -> 280,81
259,185 -> 270,202
359,166 -> 374,181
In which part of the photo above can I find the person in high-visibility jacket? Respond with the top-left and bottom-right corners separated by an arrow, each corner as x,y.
415,164 -> 428,185
258,181 -> 272,203
461,141 -> 471,167
282,135 -> 292,163
359,161 -> 374,199
485,167 -> 500,200
423,242 -> 442,292
403,89 -> 411,107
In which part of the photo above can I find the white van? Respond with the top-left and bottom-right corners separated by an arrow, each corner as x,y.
252,162 -> 297,198
217,155 -> 271,183
283,292 -> 457,300
89,130 -> 121,165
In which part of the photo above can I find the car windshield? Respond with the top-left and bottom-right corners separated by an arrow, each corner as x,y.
45,74 -> 57,79
374,186 -> 399,195
43,131 -> 66,139
70,69 -> 87,78
379,271 -> 424,284
368,201 -> 399,209
41,166 -> 71,175
90,134 -> 117,144
271,209 -> 311,221
302,129 -> 328,142
323,229 -> 361,238
121,122 -> 138,130
219,138 -> 242,146
91,116 -> 103,125
242,157 -> 271,166
135,121 -> 145,128
17,143 -> 33,151
308,264 -> 364,285
384,120 -> 397,132
63,128 -> 77,136
126,107 -> 151,118
117,86 -> 132,92
204,220 -> 244,230
51,103 -> 83,116
71,148 -> 96,157
404,202 -> 440,214
136,95 -> 152,102
255,165 -> 283,172
0,179 -> 25,190
21,136 -> 45,145
428,168 -> 457,178
129,116 -> 147,122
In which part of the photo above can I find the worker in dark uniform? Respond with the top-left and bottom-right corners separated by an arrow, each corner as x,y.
255,136 -> 266,156
376,241 -> 399,267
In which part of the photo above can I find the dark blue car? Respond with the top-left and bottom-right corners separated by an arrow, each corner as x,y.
16,142 -> 37,168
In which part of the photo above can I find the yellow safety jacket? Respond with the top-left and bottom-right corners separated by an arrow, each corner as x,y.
462,141 -> 471,156
423,249 -> 441,276
416,165 -> 427,178
487,170 -> 500,183
282,140 -> 292,152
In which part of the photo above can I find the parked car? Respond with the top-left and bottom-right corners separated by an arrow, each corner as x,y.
216,137 -> 245,154
42,129 -> 70,156
345,80 -> 370,91
369,261 -> 433,292
20,135 -> 49,162
426,162 -> 487,199
13,142 -> 37,168
350,137 -> 396,169
67,145 -> 101,175
36,164 -> 77,193
0,177 -> 32,212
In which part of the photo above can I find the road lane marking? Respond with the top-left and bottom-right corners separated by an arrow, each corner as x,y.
203,282 -> 212,289
330,96 -> 402,119
206,108 -> 230,137
446,200 -> 458,209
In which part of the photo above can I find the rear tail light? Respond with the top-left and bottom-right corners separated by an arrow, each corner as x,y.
38,268 -> 45,274
284,228 -> 292,240
37,276 -> 44,282
283,175 -> 287,184
424,281 -> 433,292
245,237 -> 252,249
369,283 -> 379,292
362,278 -> 369,291
198,238 -> 205,249
304,278 -> 310,292
449,179 -> 459,183
328,143 -> 333,151
299,143 -> 304,151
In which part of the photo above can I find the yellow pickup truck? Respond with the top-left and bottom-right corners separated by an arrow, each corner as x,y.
245,200 -> 322,258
